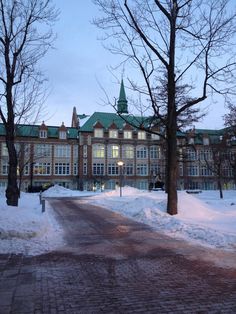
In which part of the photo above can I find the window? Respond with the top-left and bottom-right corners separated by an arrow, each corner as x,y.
179,163 -> 183,176
136,163 -> 148,175
188,137 -> 194,144
73,145 -> 78,159
1,143 -> 8,157
92,144 -> 105,158
124,130 -> 132,139
94,128 -> 104,138
138,131 -> 146,140
122,145 -> 134,159
73,163 -> 78,175
34,144 -> 52,158
109,130 -> 118,138
39,130 -> 47,138
107,163 -> 119,175
108,145 -> 119,158
54,163 -> 70,175
187,165 -> 199,176
200,166 -> 212,176
203,137 -> 209,145
151,133 -> 160,140
199,150 -> 212,161
83,145 -> 87,158
222,166 -> 233,177
93,163 -> 104,175
59,131 -> 67,139
83,162 -> 87,175
186,148 -> 197,160
54,145 -> 71,158
1,160 -> 8,175
24,164 -> 30,175
150,146 -> 160,159
150,164 -> 161,176
136,146 -> 148,159
124,163 -> 133,175
34,163 -> 51,175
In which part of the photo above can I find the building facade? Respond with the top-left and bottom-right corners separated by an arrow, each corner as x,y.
0,81 -> 235,191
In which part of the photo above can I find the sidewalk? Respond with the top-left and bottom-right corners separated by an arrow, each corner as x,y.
0,198 -> 235,314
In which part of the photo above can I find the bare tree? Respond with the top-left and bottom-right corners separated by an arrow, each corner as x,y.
0,0 -> 58,206
93,0 -> 236,214
203,137 -> 232,198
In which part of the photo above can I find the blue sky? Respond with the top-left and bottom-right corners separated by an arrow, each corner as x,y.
42,0 -> 232,129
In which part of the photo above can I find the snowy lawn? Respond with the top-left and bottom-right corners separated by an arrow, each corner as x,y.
0,185 -> 235,255
87,187 -> 236,251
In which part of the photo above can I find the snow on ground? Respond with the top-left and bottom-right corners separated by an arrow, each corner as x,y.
0,185 -> 236,255
88,187 -> 236,251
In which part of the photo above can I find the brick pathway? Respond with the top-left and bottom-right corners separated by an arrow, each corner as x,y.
0,198 -> 236,314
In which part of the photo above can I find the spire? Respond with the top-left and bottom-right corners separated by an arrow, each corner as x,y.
117,79 -> 128,114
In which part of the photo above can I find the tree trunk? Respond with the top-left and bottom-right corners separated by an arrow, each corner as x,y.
218,178 -> 223,199
5,135 -> 19,206
166,7 -> 178,215
166,122 -> 178,215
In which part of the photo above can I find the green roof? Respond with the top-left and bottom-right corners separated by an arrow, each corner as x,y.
0,124 -> 78,139
79,112 -> 150,132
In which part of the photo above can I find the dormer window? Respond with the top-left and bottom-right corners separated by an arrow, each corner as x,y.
203,137 -> 209,145
188,137 -> 194,145
59,131 -> 67,139
58,122 -> 67,140
94,128 -> 104,138
109,129 -> 118,138
151,133 -> 160,140
39,130 -> 47,139
39,121 -> 48,139
124,130 -> 132,139
138,131 -> 146,140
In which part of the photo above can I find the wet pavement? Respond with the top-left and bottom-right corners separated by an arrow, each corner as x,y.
0,197 -> 236,313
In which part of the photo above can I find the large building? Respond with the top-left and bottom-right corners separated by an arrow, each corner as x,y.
0,81 -> 235,191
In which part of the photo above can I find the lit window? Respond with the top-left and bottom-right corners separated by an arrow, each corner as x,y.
92,144 -> 105,158
124,131 -> 132,139
94,129 -> 104,138
33,163 -> 51,175
108,145 -> 119,158
109,130 -> 118,138
138,131 -> 146,140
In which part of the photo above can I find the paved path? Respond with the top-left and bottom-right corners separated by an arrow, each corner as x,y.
0,197 -> 236,314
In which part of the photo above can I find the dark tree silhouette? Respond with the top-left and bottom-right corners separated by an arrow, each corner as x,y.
0,0 -> 58,206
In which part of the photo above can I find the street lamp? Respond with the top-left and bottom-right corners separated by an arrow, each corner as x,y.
117,160 -> 124,197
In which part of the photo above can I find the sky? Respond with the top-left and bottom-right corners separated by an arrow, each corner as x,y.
40,0 -> 234,130
1,185 -> 236,263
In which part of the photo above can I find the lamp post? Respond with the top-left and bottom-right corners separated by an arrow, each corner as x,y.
117,160 -> 124,197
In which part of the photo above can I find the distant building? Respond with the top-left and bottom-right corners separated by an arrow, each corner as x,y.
0,80 -> 235,191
